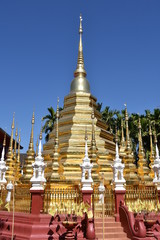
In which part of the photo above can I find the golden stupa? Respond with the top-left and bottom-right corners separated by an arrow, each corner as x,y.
122,105 -> 139,185
137,117 -> 151,183
43,15 -> 116,185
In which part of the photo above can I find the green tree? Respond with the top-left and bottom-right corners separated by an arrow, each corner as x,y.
42,107 -> 56,142
102,106 -> 119,132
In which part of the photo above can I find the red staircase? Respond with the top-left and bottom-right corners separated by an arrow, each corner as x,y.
95,217 -> 131,240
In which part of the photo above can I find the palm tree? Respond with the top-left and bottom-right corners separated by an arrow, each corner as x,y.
42,107 -> 56,142
102,106 -> 119,132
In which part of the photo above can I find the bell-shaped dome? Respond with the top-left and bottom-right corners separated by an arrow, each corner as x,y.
70,75 -> 90,93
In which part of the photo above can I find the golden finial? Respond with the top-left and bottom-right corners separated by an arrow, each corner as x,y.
91,100 -> 96,150
91,100 -> 95,120
56,97 -> 59,119
74,14 -> 87,78
39,124 -> 42,141
121,118 -> 125,143
3,133 -> 6,147
32,111 -> 35,125
18,129 -> 21,143
149,121 -> 154,158
55,98 -> 59,147
85,127 -> 88,141
27,111 -> 35,154
149,121 -> 152,136
14,127 -> 18,160
138,116 -> 144,155
12,112 -> 15,130
153,122 -> 157,145
17,130 -> 21,164
7,113 -> 15,158
124,103 -> 128,121
84,127 -> 88,158
115,125 -> 118,144
124,104 -> 131,150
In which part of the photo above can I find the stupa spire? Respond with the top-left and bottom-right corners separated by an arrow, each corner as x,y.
17,130 -> 21,164
124,104 -> 131,151
149,122 -> 154,158
74,14 -> 86,78
137,117 -> 152,182
27,111 -> 35,154
149,122 -> 155,179
15,130 -> 22,181
50,98 -> 61,181
70,14 -> 90,93
14,127 -> 18,160
85,128 -> 88,158
91,102 -> 96,147
55,97 -> 59,148
121,119 -> 125,144
21,112 -> 35,183
7,113 -> 15,158
138,116 -> 144,155
115,125 -> 118,144
89,101 -> 99,181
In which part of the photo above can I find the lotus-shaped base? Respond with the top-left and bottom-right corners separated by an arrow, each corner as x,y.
62,221 -> 78,239
144,219 -> 157,237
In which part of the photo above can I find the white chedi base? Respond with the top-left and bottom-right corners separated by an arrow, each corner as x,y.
81,180 -> 93,191
114,180 -> 126,191
30,138 -> 46,191
30,175 -> 46,190
112,143 -> 126,191
30,184 -> 44,191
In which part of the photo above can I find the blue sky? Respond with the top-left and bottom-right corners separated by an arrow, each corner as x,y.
0,1 -> 160,152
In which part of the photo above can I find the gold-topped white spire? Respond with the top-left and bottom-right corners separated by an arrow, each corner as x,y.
70,14 -> 90,93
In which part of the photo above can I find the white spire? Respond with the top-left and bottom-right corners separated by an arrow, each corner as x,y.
80,128 -> 93,191
30,125 -> 46,190
38,139 -> 42,158
1,146 -> 5,162
156,144 -> 159,160
38,125 -> 42,158
116,143 -> 119,159
85,135 -> 88,158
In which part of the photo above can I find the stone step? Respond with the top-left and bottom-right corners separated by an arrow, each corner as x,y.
95,217 -> 131,240
96,232 -> 128,238
95,226 -> 125,233
95,217 -> 115,222
95,222 -> 122,228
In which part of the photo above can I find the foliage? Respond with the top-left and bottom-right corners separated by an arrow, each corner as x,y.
42,107 -> 56,142
101,107 -> 160,163
42,106 -> 63,142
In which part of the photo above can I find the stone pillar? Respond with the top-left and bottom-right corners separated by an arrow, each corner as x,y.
30,189 -> 44,214
82,189 -> 93,207
114,189 -> 126,222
